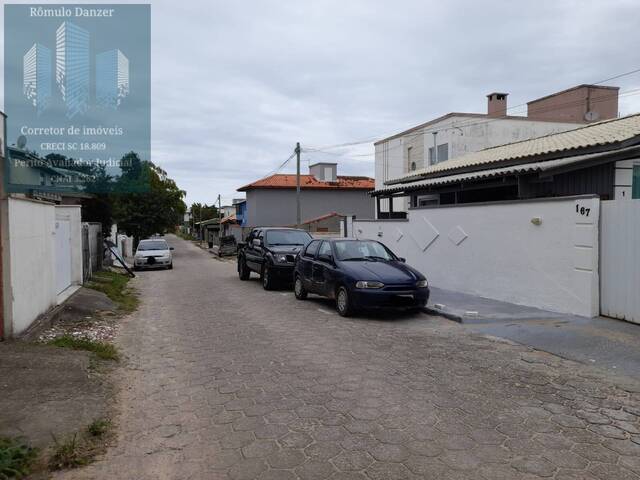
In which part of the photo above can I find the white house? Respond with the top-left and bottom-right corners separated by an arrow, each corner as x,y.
375,85 -> 619,217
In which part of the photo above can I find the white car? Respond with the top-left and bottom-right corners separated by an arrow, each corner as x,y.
133,238 -> 174,270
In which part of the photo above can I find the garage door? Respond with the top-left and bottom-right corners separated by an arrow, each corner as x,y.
55,219 -> 72,294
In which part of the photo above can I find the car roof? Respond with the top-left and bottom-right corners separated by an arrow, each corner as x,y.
139,238 -> 168,243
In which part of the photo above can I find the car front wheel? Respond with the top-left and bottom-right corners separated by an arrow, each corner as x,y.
294,275 -> 307,300
262,264 -> 276,290
238,256 -> 250,280
336,286 -> 353,317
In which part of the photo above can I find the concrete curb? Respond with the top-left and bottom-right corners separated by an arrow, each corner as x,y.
423,305 -> 463,323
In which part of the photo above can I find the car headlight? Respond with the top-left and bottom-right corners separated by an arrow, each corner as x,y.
274,254 -> 289,263
416,279 -> 429,288
355,281 -> 384,289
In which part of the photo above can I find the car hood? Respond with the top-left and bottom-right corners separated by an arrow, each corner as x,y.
136,249 -> 171,257
340,260 -> 424,284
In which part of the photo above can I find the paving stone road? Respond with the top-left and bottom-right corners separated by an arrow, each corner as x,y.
59,235 -> 640,480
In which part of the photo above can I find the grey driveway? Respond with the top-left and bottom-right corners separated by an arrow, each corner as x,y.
59,235 -> 640,480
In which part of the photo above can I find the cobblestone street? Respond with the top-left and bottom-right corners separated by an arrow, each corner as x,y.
59,235 -> 640,480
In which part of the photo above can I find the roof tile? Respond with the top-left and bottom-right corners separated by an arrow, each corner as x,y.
238,174 -> 374,191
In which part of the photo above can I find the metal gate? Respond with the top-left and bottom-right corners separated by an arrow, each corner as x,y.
55,219 -> 72,294
600,199 -> 640,324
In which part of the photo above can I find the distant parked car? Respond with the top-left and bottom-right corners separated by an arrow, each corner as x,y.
237,227 -> 313,289
293,238 -> 429,316
133,238 -> 174,270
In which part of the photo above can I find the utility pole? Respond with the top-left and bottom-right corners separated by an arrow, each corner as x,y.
295,142 -> 301,228
217,194 -> 222,245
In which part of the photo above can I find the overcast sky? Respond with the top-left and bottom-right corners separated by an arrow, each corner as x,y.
2,0 -> 640,205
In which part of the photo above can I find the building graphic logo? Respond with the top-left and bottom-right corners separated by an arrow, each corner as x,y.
23,43 -> 52,116
22,20 -> 130,118
96,49 -> 130,108
55,21 -> 90,118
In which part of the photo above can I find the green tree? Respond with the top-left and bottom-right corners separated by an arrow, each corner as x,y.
112,152 -> 187,243
190,202 -> 219,223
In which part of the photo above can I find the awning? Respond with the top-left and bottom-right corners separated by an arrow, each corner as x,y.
373,146 -> 640,196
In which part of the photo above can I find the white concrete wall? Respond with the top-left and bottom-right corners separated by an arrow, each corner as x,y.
5,199 -> 83,336
374,115 -> 581,215
55,205 -> 83,287
7,197 -> 56,335
353,196 -> 600,317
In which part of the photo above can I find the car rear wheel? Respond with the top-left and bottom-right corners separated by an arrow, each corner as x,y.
294,275 -> 307,300
168,262 -> 173,270
238,256 -> 250,280
262,264 -> 276,290
336,286 -> 353,317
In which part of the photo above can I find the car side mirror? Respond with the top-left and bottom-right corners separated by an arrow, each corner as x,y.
170,247 -> 175,250
252,238 -> 262,247
398,257 -> 406,263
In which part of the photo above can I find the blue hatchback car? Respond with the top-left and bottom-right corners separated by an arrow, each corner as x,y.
293,238 -> 429,316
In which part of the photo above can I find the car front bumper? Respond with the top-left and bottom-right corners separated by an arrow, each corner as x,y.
269,263 -> 295,281
134,258 -> 171,268
350,287 -> 430,310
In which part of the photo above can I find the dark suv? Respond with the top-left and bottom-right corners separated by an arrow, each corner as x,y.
237,227 -> 313,290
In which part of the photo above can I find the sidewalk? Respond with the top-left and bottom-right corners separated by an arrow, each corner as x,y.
426,287 -> 640,379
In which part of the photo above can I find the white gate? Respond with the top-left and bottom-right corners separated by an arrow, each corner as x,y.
600,199 -> 640,324
55,219 -> 72,294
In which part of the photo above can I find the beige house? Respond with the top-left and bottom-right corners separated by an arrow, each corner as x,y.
375,84 -> 619,217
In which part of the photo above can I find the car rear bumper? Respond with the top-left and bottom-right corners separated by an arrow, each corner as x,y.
350,287 -> 429,309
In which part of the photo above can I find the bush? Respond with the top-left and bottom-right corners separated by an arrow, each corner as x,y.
0,437 -> 37,479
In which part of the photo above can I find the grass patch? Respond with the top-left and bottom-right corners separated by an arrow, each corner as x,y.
48,419 -> 113,471
87,419 -> 111,438
0,437 -> 38,479
49,434 -> 88,470
87,270 -> 139,313
48,336 -> 119,361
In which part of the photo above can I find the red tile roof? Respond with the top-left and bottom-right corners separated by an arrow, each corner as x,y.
302,212 -> 345,225
237,174 -> 374,192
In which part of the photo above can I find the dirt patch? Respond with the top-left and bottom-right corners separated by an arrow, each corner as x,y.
0,342 -> 115,450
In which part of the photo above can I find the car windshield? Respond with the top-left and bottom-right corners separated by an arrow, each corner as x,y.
334,240 -> 395,261
137,241 -> 169,251
265,230 -> 312,246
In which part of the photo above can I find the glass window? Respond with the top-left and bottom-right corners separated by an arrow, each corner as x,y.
318,241 -> 332,259
265,229 -> 312,246
334,240 -> 395,261
633,165 -> 640,199
437,143 -> 448,162
304,240 -> 320,258
137,240 -> 169,251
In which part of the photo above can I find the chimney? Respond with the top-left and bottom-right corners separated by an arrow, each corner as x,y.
487,92 -> 508,118
309,162 -> 337,182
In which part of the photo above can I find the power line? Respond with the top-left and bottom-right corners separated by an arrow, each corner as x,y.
305,87 -> 640,159
306,67 -> 640,152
